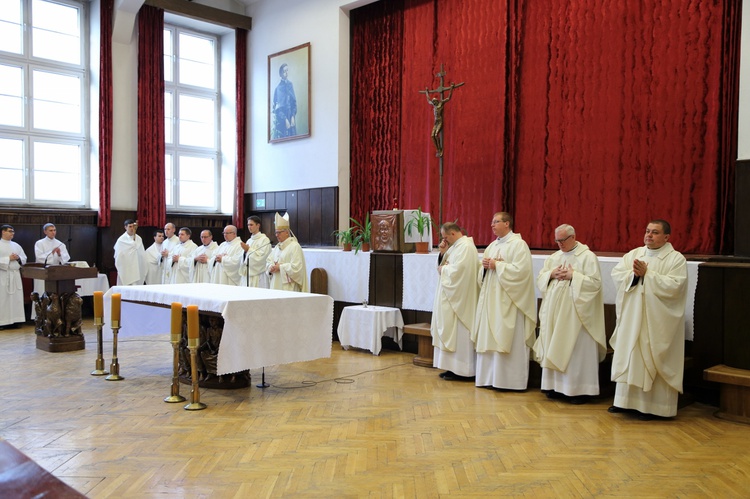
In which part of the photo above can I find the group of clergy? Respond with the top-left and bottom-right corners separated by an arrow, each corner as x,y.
431,213 -> 688,421
113,212 -> 308,292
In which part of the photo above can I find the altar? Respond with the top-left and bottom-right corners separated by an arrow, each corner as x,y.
103,284 -> 333,376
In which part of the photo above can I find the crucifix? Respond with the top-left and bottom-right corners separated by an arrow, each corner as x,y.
419,64 -> 464,226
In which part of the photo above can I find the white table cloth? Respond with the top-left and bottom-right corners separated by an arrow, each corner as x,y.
103,283 -> 333,375
402,252 -> 701,340
303,248 -> 370,303
337,305 -> 404,355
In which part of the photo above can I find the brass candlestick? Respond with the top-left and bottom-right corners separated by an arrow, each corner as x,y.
164,333 -> 186,403
105,320 -> 124,381
184,338 -> 206,411
90,317 -> 109,376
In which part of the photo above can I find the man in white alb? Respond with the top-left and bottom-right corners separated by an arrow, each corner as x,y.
208,225 -> 244,286
144,229 -> 165,285
159,222 -> 179,284
431,222 -> 481,381
0,225 -> 27,329
33,223 -> 71,296
471,212 -> 537,390
609,219 -> 687,420
534,224 -> 606,403
113,219 -> 146,286
190,230 -> 218,283
164,227 -> 197,285
240,215 -> 271,288
266,212 -> 308,292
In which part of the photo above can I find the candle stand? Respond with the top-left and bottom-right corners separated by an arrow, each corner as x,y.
165,333 -> 186,403
90,317 -> 109,376
184,338 -> 206,411
105,321 -> 124,381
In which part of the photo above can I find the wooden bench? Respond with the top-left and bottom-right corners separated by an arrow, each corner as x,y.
704,364 -> 750,424
403,323 -> 433,367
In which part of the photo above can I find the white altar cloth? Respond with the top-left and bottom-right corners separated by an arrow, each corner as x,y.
103,284 -> 333,375
303,248 -> 370,302
337,305 -> 404,355
402,252 -> 701,340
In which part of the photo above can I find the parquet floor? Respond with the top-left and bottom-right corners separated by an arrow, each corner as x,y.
1,320 -> 749,498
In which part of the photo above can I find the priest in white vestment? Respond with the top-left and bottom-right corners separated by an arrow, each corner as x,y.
609,220 -> 687,419
266,212 -> 308,292
164,228 -> 198,285
144,229 -> 165,285
159,223 -> 180,284
534,224 -> 606,403
431,222 -> 481,381
33,223 -> 71,295
240,215 -> 271,288
471,212 -> 537,390
189,230 -> 218,283
208,225 -> 244,286
0,225 -> 27,328
114,219 -> 146,286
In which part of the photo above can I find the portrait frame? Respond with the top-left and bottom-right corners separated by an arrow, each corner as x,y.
268,42 -> 311,143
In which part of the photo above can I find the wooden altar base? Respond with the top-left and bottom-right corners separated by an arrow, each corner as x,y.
36,335 -> 85,352
179,371 -> 251,389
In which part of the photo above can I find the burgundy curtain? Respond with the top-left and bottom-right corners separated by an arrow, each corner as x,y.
234,29 -> 248,229
136,5 -> 165,227
350,0 -> 740,254
97,0 -> 113,227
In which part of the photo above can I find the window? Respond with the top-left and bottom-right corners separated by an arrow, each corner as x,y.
164,26 -> 220,212
0,0 -> 87,207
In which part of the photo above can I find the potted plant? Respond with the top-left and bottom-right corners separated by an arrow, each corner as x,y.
350,213 -> 371,253
404,207 -> 435,254
332,227 -> 356,251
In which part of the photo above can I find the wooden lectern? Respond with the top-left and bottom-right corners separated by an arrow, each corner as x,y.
20,264 -> 98,352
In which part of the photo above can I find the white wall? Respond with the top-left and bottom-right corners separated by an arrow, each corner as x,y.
739,0 -> 750,160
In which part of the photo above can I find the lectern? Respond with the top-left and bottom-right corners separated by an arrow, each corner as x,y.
21,264 -> 98,352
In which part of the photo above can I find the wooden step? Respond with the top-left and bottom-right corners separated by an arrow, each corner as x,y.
403,323 -> 433,368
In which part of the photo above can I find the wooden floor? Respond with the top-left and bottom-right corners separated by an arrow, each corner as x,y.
1,320 -> 749,498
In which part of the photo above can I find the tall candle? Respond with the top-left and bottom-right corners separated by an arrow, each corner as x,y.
187,305 -> 199,340
171,302 -> 182,336
93,291 -> 103,319
111,293 -> 121,323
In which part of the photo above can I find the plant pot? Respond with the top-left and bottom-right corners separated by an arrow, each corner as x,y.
342,243 -> 352,252
415,241 -> 430,254
361,242 -> 370,252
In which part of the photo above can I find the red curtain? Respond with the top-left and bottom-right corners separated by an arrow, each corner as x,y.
350,0 -> 740,254
234,28 -> 248,228
136,5 -> 165,227
97,0 -> 113,228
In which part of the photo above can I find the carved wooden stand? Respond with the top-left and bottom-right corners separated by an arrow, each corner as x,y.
176,312 -> 251,389
21,264 -> 98,352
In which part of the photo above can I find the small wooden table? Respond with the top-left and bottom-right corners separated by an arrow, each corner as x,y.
337,305 -> 404,355
704,364 -> 750,425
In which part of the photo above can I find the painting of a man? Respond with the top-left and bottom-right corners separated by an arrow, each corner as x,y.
272,63 -> 297,138
268,43 -> 310,142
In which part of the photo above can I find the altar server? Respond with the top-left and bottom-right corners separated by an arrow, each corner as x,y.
0,225 -> 27,329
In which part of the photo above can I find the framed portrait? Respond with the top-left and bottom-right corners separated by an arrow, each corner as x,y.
268,42 -> 311,143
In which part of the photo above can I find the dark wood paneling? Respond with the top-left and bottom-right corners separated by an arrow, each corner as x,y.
369,253 -> 403,308
736,159 -> 750,256
244,186 -> 338,247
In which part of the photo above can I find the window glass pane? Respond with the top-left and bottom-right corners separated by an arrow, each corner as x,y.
0,1 -> 23,54
165,153 -> 173,205
178,33 -> 214,89
164,91 -> 173,144
31,0 -> 80,64
0,64 -> 24,127
0,138 -> 24,199
178,155 -> 214,207
33,141 -> 81,202
163,30 -> 173,82
178,94 -> 214,147
32,70 -> 81,132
